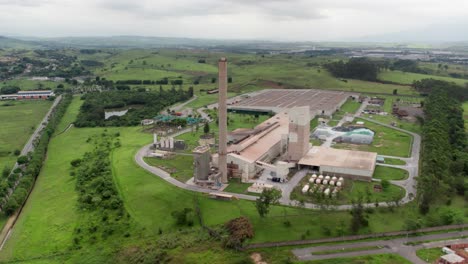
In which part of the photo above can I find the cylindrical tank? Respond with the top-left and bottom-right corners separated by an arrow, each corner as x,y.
318,175 -> 324,179
332,176 -> 337,181
324,188 -> 330,196
316,179 -> 322,184
336,181 -> 342,187
309,177 -> 315,183
302,184 -> 310,194
312,174 -> 317,178
323,180 -> 328,185
325,176 -> 331,181
338,177 -> 344,182
329,180 -> 335,186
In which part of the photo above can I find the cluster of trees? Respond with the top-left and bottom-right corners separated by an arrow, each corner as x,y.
417,87 -> 468,214
323,58 -> 380,81
73,133 -> 123,210
412,78 -> 468,101
390,59 -> 427,73
71,132 -> 131,246
75,88 -> 192,127
0,94 -> 72,216
0,85 -> 20,94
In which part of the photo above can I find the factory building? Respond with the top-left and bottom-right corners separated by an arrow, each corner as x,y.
224,111 -> 291,181
228,89 -> 357,118
298,146 -> 377,181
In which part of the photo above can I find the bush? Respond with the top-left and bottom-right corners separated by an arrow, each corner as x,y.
223,217 -> 254,250
70,159 -> 82,167
17,156 -> 29,165
4,197 -> 19,215
13,149 -> 21,156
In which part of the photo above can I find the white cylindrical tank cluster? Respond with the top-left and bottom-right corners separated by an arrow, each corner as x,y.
302,184 -> 310,194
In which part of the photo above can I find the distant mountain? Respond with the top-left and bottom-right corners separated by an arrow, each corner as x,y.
0,36 -> 42,49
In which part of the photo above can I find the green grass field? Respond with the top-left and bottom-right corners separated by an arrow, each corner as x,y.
373,166 -> 408,181
1,79 -> 67,90
0,100 -> 52,174
379,70 -> 468,86
381,158 -> 406,166
144,155 -> 194,183
1,97 -> 466,263
333,118 -> 412,157
415,247 -> 442,263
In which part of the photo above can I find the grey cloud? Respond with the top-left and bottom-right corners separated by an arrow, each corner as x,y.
97,0 -> 325,20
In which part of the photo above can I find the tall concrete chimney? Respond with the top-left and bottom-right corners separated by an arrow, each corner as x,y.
218,57 -> 228,183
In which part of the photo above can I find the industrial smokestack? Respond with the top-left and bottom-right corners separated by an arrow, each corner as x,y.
218,57 -> 228,183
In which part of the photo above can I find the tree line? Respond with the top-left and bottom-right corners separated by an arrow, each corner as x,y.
323,57 -> 381,81
412,78 -> 468,101
417,87 -> 467,214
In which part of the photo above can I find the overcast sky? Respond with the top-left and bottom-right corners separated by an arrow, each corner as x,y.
1,0 -> 467,41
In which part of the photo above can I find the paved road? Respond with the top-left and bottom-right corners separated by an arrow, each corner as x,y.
292,230 -> 468,263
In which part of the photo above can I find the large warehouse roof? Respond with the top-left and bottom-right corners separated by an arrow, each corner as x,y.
228,89 -> 357,117
298,146 -> 377,172
227,112 -> 289,162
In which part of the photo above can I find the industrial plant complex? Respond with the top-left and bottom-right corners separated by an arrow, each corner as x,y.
187,58 -> 379,188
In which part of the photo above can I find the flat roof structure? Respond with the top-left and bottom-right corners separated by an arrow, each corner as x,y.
299,146 -> 377,180
228,89 -> 357,117
227,112 -> 290,163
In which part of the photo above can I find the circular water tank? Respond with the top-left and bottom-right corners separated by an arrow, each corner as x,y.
312,174 -> 317,178
336,182 -> 342,187
325,176 -> 331,181
324,188 -> 330,196
329,180 -> 335,186
338,177 -> 344,182
309,177 -> 315,183
316,179 -> 322,184
323,180 -> 328,185
332,176 -> 337,181
318,175 -> 324,179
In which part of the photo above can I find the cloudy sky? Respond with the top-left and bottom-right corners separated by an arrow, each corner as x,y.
1,0 -> 467,41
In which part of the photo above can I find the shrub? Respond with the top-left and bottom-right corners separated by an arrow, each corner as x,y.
223,216 -> 254,250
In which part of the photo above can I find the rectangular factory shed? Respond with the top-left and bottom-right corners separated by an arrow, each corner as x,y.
298,146 -> 377,181
228,89 -> 358,118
